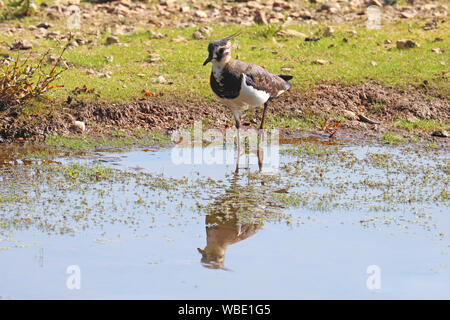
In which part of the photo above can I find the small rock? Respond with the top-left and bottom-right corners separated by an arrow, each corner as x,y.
431,48 -> 443,54
148,53 -> 162,63
312,59 -> 330,65
151,75 -> 166,84
396,39 -> 419,49
370,61 -> 377,66
368,0 -> 383,7
11,40 -> 33,50
431,130 -> 449,138
45,31 -> 60,39
192,26 -> 212,40
305,36 -> 322,42
160,0 -> 175,6
194,10 -> 208,18
343,110 -> 358,120
37,22 -> 52,29
172,36 -> 187,43
198,26 -> 212,36
150,31 -> 166,39
254,10 -> 268,25
73,121 -> 86,132
68,41 -> 78,48
323,26 -> 335,36
192,30 -> 205,40
274,29 -> 306,38
400,11 -> 416,19
358,114 -> 380,125
180,5 -> 190,13
48,54 -> 68,68
106,36 -> 119,45
318,2 -> 340,14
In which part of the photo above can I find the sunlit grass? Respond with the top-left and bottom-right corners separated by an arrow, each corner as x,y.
382,131 -> 406,144
1,18 -> 447,108
393,118 -> 445,131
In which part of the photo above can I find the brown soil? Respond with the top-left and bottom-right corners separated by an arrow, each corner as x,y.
0,81 -> 448,143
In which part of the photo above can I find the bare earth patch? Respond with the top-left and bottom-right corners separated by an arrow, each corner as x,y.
0,81 -> 448,143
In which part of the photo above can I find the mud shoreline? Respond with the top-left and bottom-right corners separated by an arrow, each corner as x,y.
0,81 -> 448,144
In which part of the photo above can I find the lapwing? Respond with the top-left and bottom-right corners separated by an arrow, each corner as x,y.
203,33 -> 293,131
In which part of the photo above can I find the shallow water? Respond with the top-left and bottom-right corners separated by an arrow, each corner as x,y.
0,135 -> 449,299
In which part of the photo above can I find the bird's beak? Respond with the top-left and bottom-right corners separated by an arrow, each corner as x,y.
203,56 -> 212,66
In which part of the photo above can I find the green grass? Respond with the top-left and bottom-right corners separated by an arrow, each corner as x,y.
44,131 -> 170,150
393,118 -> 445,131
382,131 -> 405,144
372,102 -> 387,114
1,17 -> 448,108
266,110 -> 324,130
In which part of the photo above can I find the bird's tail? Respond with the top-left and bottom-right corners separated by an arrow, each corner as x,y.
278,74 -> 293,90
278,75 -> 293,81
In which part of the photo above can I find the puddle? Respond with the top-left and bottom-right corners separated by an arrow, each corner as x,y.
0,135 -> 449,299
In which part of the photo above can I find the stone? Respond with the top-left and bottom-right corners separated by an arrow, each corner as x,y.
11,40 -> 33,50
431,48 -> 443,54
274,29 -> 307,38
160,0 -> 175,6
37,22 -> 52,29
193,26 -> 212,40
313,59 -> 330,65
194,10 -> 208,18
368,0 -> 383,7
73,121 -> 86,132
396,39 -> 419,49
370,61 -> 377,66
324,26 -> 335,36
151,75 -> 166,84
151,32 -> 166,39
431,130 -> 449,138
400,11 -> 416,19
148,53 -> 162,63
343,110 -> 358,120
172,36 -> 187,43
106,36 -> 119,45
254,10 -> 268,25
45,31 -> 60,40
192,30 -> 205,40
180,5 -> 190,13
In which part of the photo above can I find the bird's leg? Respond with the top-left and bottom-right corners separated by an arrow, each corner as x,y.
234,113 -> 241,174
259,102 -> 269,130
257,133 -> 264,172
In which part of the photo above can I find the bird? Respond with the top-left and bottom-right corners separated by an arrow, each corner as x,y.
203,33 -> 293,131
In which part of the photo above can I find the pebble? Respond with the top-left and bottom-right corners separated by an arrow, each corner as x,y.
106,36 -> 119,45
396,39 -> 419,49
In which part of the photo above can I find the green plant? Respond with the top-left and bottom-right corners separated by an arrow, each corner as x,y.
2,0 -> 37,19
0,43 -> 68,111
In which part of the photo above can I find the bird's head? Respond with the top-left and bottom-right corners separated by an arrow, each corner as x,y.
203,32 -> 240,66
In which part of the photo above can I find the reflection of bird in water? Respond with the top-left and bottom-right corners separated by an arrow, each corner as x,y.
198,168 -> 282,269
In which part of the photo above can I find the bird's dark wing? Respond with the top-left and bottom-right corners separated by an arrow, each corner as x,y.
230,60 -> 292,98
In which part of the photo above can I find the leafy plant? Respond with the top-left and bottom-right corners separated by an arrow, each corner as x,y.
1,0 -> 37,19
0,42 -> 69,111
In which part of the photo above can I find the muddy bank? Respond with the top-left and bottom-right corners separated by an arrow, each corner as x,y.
0,82 -> 448,143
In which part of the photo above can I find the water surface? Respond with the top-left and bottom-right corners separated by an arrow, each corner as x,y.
0,135 -> 448,299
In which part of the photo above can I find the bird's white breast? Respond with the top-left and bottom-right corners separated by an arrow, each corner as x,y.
219,74 -> 270,112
